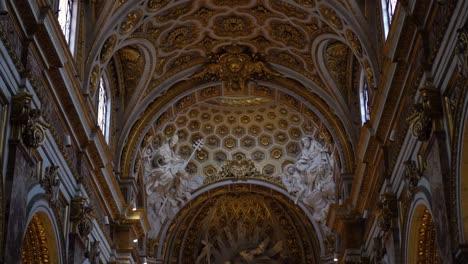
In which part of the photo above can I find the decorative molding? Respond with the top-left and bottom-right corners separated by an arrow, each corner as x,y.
204,158 -> 283,186
191,44 -> 281,93
85,241 -> 101,264
404,159 -> 423,194
377,193 -> 397,233
373,236 -> 386,263
407,86 -> 441,141
456,21 -> 468,78
40,165 -> 61,205
10,91 -> 49,148
70,196 -> 94,237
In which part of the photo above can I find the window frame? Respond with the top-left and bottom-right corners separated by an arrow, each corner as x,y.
55,0 -> 78,53
359,69 -> 371,124
97,76 -> 111,143
381,0 -> 398,39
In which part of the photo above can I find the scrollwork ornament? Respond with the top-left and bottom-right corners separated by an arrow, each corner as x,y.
70,196 -> 95,237
22,109 -> 49,148
191,44 -> 281,92
407,102 -> 432,141
78,217 -> 93,237
10,91 -> 49,148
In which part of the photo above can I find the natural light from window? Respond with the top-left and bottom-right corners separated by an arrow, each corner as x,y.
360,72 -> 371,124
97,78 -> 109,142
57,0 -> 72,44
382,0 -> 398,39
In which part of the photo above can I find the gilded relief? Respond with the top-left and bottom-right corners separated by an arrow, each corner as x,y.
214,15 -> 254,37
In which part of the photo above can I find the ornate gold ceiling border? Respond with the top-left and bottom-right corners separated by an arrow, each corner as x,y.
119,76 -> 354,182
202,158 -> 284,187
157,183 -> 322,263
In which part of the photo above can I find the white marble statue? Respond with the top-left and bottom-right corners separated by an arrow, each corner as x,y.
143,134 -> 204,227
281,137 -> 335,222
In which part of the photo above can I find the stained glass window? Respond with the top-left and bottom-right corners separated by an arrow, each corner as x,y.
382,0 -> 398,38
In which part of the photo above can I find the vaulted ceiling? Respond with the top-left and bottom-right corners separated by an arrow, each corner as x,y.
83,0 -> 379,181
82,0 -> 381,247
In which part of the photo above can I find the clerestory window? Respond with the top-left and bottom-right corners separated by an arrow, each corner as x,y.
359,70 -> 371,124
57,0 -> 73,43
382,0 -> 398,39
97,77 -> 110,142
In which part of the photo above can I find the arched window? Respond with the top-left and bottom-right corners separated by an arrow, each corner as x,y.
359,70 -> 371,124
97,77 -> 110,142
56,0 -> 77,51
381,0 -> 398,39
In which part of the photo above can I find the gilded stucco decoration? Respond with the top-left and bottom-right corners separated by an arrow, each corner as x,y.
162,24 -> 197,52
118,45 -> 145,99
213,15 -> 254,37
142,101 -> 332,188
270,22 -> 306,49
325,41 -> 352,94
204,158 -> 283,186
100,35 -> 116,63
191,45 -> 281,92
147,0 -> 171,11
416,210 -> 440,263
21,215 -> 57,264
319,5 -> 343,30
163,186 -> 320,263
107,1 -> 368,224
89,65 -> 100,97
120,9 -> 143,34
345,29 -> 363,57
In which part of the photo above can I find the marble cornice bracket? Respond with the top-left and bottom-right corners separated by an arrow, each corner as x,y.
10,91 -> 50,148
70,195 -> 95,237
376,193 -> 397,234
406,83 -> 442,141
